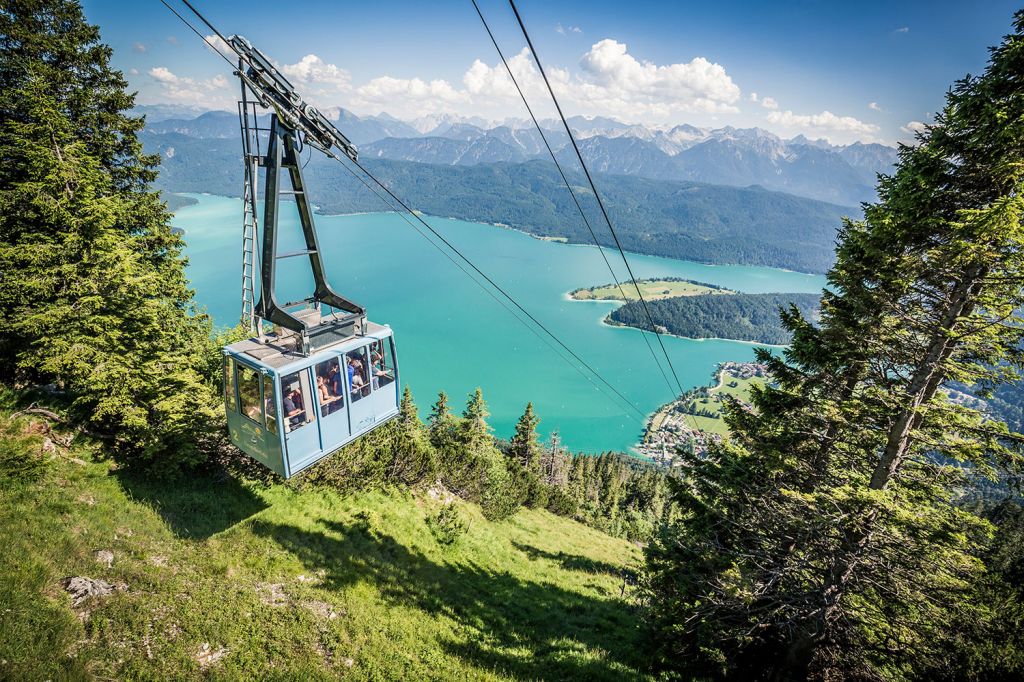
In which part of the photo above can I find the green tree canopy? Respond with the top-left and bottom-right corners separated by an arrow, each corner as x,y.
643,11 -> 1024,680
0,0 -> 219,471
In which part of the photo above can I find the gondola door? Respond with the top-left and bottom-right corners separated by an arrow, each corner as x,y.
367,336 -> 399,419
280,367 -> 321,475
312,354 -> 351,453
345,344 -> 376,434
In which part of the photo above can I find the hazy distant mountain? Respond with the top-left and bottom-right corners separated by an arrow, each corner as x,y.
132,103 -> 210,122
143,128 -> 855,273
142,108 -> 897,206
146,111 -> 244,139
325,108 -> 419,143
363,135 -> 530,165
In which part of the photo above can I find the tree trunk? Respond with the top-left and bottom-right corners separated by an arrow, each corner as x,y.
787,263 -> 987,673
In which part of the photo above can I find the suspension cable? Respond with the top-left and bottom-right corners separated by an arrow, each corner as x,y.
507,0 -> 687,397
470,0 -> 676,400
323,147 -> 647,419
158,0 -> 648,422
342,152 -> 647,419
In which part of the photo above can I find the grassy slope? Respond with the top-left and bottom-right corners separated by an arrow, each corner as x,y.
0,420 -> 647,681
571,279 -> 732,301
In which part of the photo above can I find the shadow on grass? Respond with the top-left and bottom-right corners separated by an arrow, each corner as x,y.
511,541 -> 634,578
117,469 -> 268,540
250,517 -> 647,681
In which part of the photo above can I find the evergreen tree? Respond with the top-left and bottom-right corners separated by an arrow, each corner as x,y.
460,387 -> 491,448
386,387 -> 436,485
0,0 -> 219,471
508,402 -> 541,471
644,14 -> 1024,679
427,391 -> 455,448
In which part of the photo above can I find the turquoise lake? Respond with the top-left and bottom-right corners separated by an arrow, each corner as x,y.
173,193 -> 828,454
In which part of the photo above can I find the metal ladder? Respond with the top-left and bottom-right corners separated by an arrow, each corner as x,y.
238,91 -> 265,333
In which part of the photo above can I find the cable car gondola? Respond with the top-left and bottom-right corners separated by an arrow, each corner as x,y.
219,34 -> 400,477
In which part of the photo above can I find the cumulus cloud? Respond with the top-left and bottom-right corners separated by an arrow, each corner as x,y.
355,76 -> 467,111
767,109 -> 880,141
281,54 -> 352,88
894,26 -> 909,33
760,96 -> 778,110
148,66 -> 234,108
142,37 -> 743,123
556,23 -> 582,34
460,41 -> 741,120
901,120 -> 927,135
133,42 -> 146,53
868,101 -> 883,111
203,34 -> 233,60
577,39 -> 740,113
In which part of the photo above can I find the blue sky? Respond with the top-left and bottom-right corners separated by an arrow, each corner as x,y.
83,0 -> 1020,144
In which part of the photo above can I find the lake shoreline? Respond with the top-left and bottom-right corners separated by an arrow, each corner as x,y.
171,193 -> 825,456
170,192 -> 827,277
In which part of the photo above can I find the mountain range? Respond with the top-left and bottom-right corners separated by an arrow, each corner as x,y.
138,107 -> 896,206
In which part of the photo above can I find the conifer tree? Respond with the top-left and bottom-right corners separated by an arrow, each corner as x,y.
427,391 -> 454,443
644,13 -> 1024,679
460,388 -> 491,448
0,0 -> 219,471
508,402 -> 541,471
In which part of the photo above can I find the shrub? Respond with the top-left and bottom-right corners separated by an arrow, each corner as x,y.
427,503 -> 469,546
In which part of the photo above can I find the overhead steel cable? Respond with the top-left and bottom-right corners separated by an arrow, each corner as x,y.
506,0 -> 687,397
323,147 -> 648,419
470,0 -> 676,400
342,153 -> 648,420
157,0 -> 649,422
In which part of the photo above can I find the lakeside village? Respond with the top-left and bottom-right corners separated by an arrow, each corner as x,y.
636,361 -> 768,465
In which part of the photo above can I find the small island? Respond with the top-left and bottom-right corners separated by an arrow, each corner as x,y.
569,277 -> 734,301
610,291 -> 821,344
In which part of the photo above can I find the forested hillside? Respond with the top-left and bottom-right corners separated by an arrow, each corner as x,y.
643,14 -> 1024,678
138,105 -> 895,206
610,292 -> 821,344
144,131 -> 853,273
3,2 -> 1024,681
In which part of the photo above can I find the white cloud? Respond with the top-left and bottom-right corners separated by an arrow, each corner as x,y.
129,67 -> 139,76
459,41 -> 741,121
766,109 -> 880,141
894,26 -> 909,33
868,101 -> 882,111
133,42 -> 146,54
147,66 -> 234,108
281,54 -> 352,88
901,120 -> 927,135
166,35 -> 179,46
556,23 -> 582,35
203,34 -> 233,60
578,39 -> 740,112
749,92 -> 758,102
355,76 -> 466,109
760,96 -> 778,110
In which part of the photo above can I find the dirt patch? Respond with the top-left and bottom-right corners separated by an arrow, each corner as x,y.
195,643 -> 228,669
302,600 -> 341,621
60,576 -> 126,606
257,582 -> 289,607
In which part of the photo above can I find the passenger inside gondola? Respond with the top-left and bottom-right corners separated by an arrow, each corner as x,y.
316,373 -> 341,416
347,351 -> 369,401
282,383 -> 304,428
371,341 -> 395,388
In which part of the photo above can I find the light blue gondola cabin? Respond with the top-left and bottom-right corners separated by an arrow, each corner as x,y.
222,321 -> 400,478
